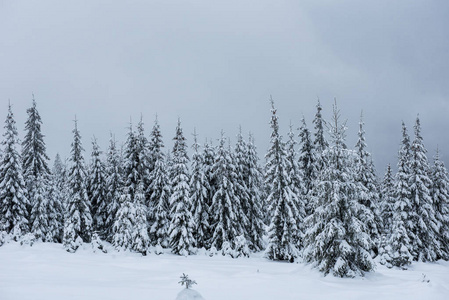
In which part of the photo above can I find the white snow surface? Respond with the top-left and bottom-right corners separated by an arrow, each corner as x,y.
175,289 -> 205,300
1,242 -> 449,300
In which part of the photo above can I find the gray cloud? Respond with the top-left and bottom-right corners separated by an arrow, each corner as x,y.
0,0 -> 448,174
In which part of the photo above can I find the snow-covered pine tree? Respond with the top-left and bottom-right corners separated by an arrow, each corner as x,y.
379,164 -> 395,236
312,99 -> 328,167
0,104 -> 29,239
189,129 -> 210,249
87,138 -> 108,237
148,125 -> 170,248
30,173 -> 61,242
409,117 -> 439,261
243,133 -> 265,251
298,117 -> 315,215
168,119 -> 195,256
353,112 -> 380,253
63,119 -> 93,252
431,148 -> 449,260
22,97 -> 51,223
136,117 -> 151,211
285,122 -> 306,249
382,122 -> 414,268
113,125 -> 149,254
303,101 -> 375,277
202,139 -> 216,247
264,99 -> 299,262
210,132 -> 248,257
104,135 -> 123,242
51,154 -> 66,241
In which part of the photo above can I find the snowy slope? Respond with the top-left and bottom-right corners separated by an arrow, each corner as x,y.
0,242 -> 448,300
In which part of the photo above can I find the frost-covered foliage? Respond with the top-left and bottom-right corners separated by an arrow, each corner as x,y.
409,117 -> 439,261
202,140 -> 217,246
303,102 -> 375,277
382,123 -> 414,268
63,120 -> 92,252
168,120 -> 195,256
353,113 -> 380,253
0,104 -> 29,239
209,132 -> 248,257
113,126 -> 149,254
148,120 -> 170,248
285,123 -> 306,249
104,135 -> 123,242
136,118 -> 151,209
88,139 -> 108,237
431,149 -> 449,260
298,117 -> 315,214
189,130 -> 210,249
243,134 -> 265,251
379,164 -> 395,235
22,97 -> 51,217
264,99 -> 299,262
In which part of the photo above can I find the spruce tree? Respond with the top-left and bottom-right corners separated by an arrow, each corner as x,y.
189,129 -> 210,249
104,135 -> 123,242
210,132 -> 248,257
264,99 -> 299,261
113,125 -> 149,254
88,138 -> 108,237
303,102 -> 374,277
148,125 -> 170,248
285,123 -> 306,249
202,140 -> 217,246
312,99 -> 328,160
298,117 -> 315,214
354,113 -> 380,253
244,133 -> 265,251
431,149 -> 449,260
168,120 -> 195,256
0,104 -> 29,239
379,164 -> 395,235
409,117 -> 439,261
63,119 -> 92,252
136,117 -> 151,209
22,97 -> 51,220
383,122 -> 414,268
51,154 -> 66,241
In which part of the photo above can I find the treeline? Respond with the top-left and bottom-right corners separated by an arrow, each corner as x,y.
0,97 -> 448,278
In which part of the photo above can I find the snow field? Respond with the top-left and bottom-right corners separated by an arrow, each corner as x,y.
1,242 -> 449,300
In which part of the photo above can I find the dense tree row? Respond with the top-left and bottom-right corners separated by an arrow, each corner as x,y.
0,97 -> 448,278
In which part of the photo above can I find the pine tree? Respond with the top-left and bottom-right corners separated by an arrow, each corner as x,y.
30,174 -> 61,242
148,125 -> 170,248
104,135 -> 123,242
285,123 -> 306,249
264,99 -> 299,261
136,117 -> 151,210
63,119 -> 92,252
189,129 -> 210,249
0,104 -> 29,239
303,102 -> 374,277
51,154 -> 66,241
431,149 -> 449,260
210,132 -> 248,257
202,140 -> 216,247
244,133 -> 265,251
88,138 -> 108,237
409,117 -> 439,261
113,125 -> 149,254
353,113 -> 380,253
383,122 -> 414,268
379,164 -> 395,235
22,97 -> 51,221
298,117 -> 315,214
312,99 -> 328,160
168,120 -> 195,256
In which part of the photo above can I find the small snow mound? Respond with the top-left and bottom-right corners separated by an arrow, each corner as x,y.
175,289 -> 205,300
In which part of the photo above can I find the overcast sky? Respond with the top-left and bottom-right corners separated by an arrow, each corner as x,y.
1,0 -> 448,173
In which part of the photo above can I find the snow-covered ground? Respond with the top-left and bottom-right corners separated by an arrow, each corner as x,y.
1,242 -> 448,300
